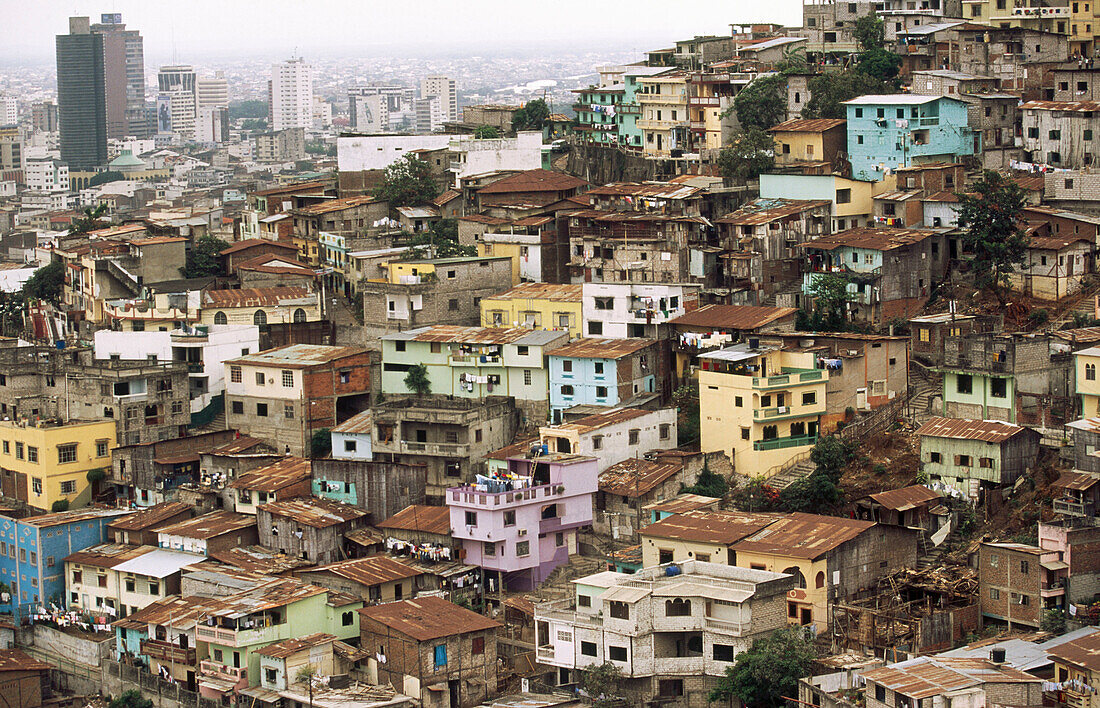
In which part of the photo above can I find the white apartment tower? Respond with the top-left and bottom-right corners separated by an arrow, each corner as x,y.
196,72 -> 230,111
271,58 -> 314,131
1,96 -> 17,126
420,75 -> 457,123
157,65 -> 197,139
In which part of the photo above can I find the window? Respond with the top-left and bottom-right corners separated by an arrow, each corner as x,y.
26,447 -> 37,463
713,644 -> 735,662
253,310 -> 267,325
578,594 -> 592,608
1021,560 -> 1029,574
659,423 -> 671,440
836,189 -> 852,204
448,299 -> 459,311
339,370 -> 351,384
628,429 -> 640,445
149,581 -> 159,594
561,385 -> 575,396
741,427 -> 750,440
483,541 -> 495,557
503,510 -> 516,527
58,444 -> 77,464
342,611 -> 354,626
596,386 -> 608,398
989,588 -> 1000,600
523,369 -> 532,386
802,391 -> 816,405
1088,363 -> 1097,381
956,454 -> 971,467
255,372 -> 265,386
285,403 -> 294,419
472,636 -> 485,655
608,646 -> 628,662
434,644 -> 447,668
876,685 -> 886,702
256,403 -> 268,417
990,553 -> 999,568
265,668 -> 277,683
594,362 -> 604,374
588,321 -> 603,336
96,440 -> 109,457
956,374 -> 972,394
516,540 -> 530,556
281,370 -> 294,387
930,452 -> 942,463
591,435 -> 604,450
990,377 -> 1007,398
2,441 -> 7,455
231,400 -> 244,414
59,480 -> 76,495
230,366 -> 241,383
15,442 -> 23,460
344,440 -> 358,453
465,511 -> 477,527
580,641 -> 597,656
665,598 -> 691,616
562,359 -> 573,373
609,601 -> 629,619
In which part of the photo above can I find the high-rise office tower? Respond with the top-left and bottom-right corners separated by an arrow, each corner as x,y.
157,65 -> 197,139
414,96 -> 444,134
271,58 -> 313,131
56,17 -> 107,170
420,76 -> 458,123
0,96 -> 17,126
90,13 -> 147,139
31,102 -> 58,133
196,71 -> 230,111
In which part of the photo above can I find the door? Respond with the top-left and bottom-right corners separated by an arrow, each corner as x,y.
800,607 -> 812,625
448,678 -> 461,708
856,388 -> 868,411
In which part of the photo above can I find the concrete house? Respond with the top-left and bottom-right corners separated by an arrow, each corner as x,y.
639,510 -> 918,629
534,561 -> 793,707
979,542 -> 1067,629
359,596 -> 501,708
548,338 -> 661,422
580,282 -> 701,340
257,497 -> 368,564
108,429 -> 240,507
297,555 -> 424,603
538,408 -> 679,472
768,119 -> 847,172
371,396 -> 519,504
862,656 -> 1042,708
918,418 -> 1041,498
199,287 -> 322,328
224,345 -> 371,457
479,283 -> 583,338
801,227 -> 950,325
448,451 -> 598,591
844,95 -> 977,181
668,305 -> 799,384
380,325 -> 568,423
1012,224 -> 1093,301
65,543 -> 199,618
360,256 -> 514,343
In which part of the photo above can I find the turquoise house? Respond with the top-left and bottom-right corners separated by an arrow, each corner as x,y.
844,95 -> 977,181
547,338 -> 658,422
573,84 -> 623,146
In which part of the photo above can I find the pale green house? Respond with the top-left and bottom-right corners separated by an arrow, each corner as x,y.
380,325 -> 568,423
916,417 -> 1040,499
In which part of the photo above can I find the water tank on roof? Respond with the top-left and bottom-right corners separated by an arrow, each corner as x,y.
665,564 -> 682,577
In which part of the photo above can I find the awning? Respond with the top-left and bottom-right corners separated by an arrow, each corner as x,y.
1041,560 -> 1069,571
197,676 -> 237,693
238,686 -> 282,704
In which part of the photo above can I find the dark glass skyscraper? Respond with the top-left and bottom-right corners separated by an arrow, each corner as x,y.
56,17 -> 107,170
91,14 -> 148,140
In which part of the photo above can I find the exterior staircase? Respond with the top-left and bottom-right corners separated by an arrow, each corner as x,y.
766,457 -> 817,491
190,410 -> 226,434
1050,289 -> 1098,331
907,361 -> 941,426
533,555 -> 605,599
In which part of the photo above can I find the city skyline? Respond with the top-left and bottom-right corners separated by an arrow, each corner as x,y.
2,0 -> 804,64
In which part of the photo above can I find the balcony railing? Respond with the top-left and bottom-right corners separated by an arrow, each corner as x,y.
140,639 -> 196,665
753,435 -> 818,451
196,623 -> 282,648
705,616 -> 748,634
400,440 -> 470,457
754,406 -> 809,420
199,660 -> 247,683
1054,498 -> 1093,517
450,482 -> 566,508
752,369 -> 823,388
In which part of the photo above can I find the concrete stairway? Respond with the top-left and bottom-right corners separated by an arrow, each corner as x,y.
533,555 -> 606,599
766,457 -> 818,491
907,362 -> 941,425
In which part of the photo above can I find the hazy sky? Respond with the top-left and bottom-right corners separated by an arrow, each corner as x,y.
3,1 -> 804,63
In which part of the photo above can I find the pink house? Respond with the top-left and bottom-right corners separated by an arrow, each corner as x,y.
448,452 -> 598,591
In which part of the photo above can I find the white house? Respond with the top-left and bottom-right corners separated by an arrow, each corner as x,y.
448,131 -> 543,185
336,134 -> 453,172
537,408 -> 678,472
94,324 -> 260,415
581,282 -> 701,339
331,410 -> 373,461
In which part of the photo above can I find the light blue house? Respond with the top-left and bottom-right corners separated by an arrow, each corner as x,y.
0,507 -> 133,619
844,95 -> 977,181
547,338 -> 658,423
620,67 -> 668,149
573,84 -> 623,147
331,410 -> 372,461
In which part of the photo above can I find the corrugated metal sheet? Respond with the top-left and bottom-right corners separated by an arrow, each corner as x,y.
916,417 -> 1028,443
716,198 -> 832,225
669,304 -> 797,330
484,283 -> 582,303
550,337 -> 656,359
599,458 -> 682,497
769,118 -> 846,133
229,457 -> 311,493
867,485 -> 942,511
1021,100 -> 1100,112
641,510 -> 781,544
732,512 -> 875,560
801,227 -> 940,252
378,505 -> 452,536
585,182 -> 704,199
359,596 -> 502,641
259,497 -> 366,528
156,510 -> 257,540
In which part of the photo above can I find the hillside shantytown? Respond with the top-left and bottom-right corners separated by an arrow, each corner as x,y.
14,3 -> 1100,708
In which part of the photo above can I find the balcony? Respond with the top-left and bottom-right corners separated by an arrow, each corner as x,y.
400,440 -> 470,457
753,435 -> 818,452
200,660 -> 247,683
1041,579 -> 1066,598
450,482 -> 566,508
196,623 -> 282,648
1009,5 -> 1070,17
449,354 -> 503,367
704,617 -> 748,635
1054,498 -> 1093,517
140,639 -> 196,665
186,362 -> 204,374
754,406 -> 822,421
752,369 -> 824,389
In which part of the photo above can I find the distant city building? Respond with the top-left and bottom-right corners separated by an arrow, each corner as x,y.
56,16 -> 108,169
271,58 -> 314,131
157,65 -> 197,139
91,13 -> 147,139
0,96 -> 16,126
195,71 -> 229,111
31,101 -> 58,133
421,75 -> 458,123
414,95 -> 444,133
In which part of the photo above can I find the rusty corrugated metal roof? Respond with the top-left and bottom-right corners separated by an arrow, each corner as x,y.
800,227 -> 940,252
866,485 -> 942,511
640,510 -> 781,544
732,513 -> 876,560
156,510 -> 257,540
308,555 -> 423,586
108,501 -> 191,532
378,505 -> 452,536
259,497 -> 366,528
484,283 -> 581,303
716,198 -> 832,225
769,118 -> 846,133
229,457 -> 311,492
585,182 -> 704,199
863,656 -> 1038,699
916,416 -> 1030,443
599,458 -> 683,497
203,286 -> 314,308
1022,100 -> 1100,112
226,344 -> 365,369
359,596 -> 501,641
1047,628 -> 1100,671
1054,471 -> 1100,492
332,410 -> 373,435
669,304 -> 797,330
475,169 -> 589,194
550,337 -> 656,359
254,633 -> 336,658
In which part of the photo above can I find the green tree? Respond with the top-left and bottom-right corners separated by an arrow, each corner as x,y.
776,45 -> 809,74
22,261 -> 65,305
730,477 -> 781,512
709,627 -> 815,708
717,129 -> 776,182
801,72 -> 896,120
778,470 -> 840,513
580,661 -> 623,708
70,203 -> 109,236
109,691 -> 153,708
240,118 -> 268,131
405,364 -> 432,396
373,154 -> 439,209
88,170 -> 125,187
855,11 -> 886,51
810,435 -> 855,475
403,219 -> 476,259
682,465 -> 729,498
857,48 -> 903,83
228,100 -> 269,120
1041,608 -> 1067,634
512,98 -> 551,132
310,428 -> 332,458
954,170 -> 1029,305
802,273 -> 852,330
183,235 -> 230,278
474,125 -> 500,139
731,74 -> 787,131
296,665 -> 318,708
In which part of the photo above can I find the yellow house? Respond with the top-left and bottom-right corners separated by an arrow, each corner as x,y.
769,118 -> 848,170
760,172 -> 895,232
0,418 -> 117,511
479,282 -> 583,337
640,510 -> 909,629
1076,346 -> 1100,417
1048,630 -> 1100,708
637,71 -> 690,156
698,343 -> 826,477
